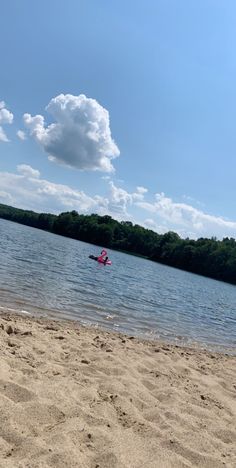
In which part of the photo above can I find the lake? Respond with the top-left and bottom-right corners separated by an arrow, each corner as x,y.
0,218 -> 235,353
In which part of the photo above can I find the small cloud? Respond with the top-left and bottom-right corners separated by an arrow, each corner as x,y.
182,194 -> 205,208
17,164 -> 40,178
24,93 -> 120,172
144,218 -> 157,228
0,102 -> 13,125
136,186 -> 148,194
106,181 -> 148,217
0,101 -> 14,142
17,130 -> 27,141
132,186 -> 148,201
0,127 -> 9,142
108,181 -> 132,216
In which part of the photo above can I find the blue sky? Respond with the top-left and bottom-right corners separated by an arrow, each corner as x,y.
1,0 -> 236,239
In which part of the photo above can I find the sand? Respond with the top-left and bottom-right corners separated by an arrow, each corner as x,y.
0,312 -> 235,468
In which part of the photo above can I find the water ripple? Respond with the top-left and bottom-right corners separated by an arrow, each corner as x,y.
0,218 -> 236,353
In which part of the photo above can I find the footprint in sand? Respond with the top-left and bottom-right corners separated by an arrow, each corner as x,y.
93,451 -> 120,468
0,379 -> 34,403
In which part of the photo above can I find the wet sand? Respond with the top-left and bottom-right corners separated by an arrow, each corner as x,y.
0,312 -> 235,468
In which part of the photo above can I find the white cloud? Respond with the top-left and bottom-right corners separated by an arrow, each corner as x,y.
0,166 -> 141,222
0,191 -> 13,204
0,163 -> 236,240
24,93 -> 120,172
17,164 -> 40,178
137,192 -> 236,239
107,181 -> 133,217
0,127 -> 9,143
136,186 -> 148,195
132,186 -> 148,201
0,101 -> 13,124
143,218 -> 167,234
0,101 -> 13,142
107,181 -> 148,218
17,130 -> 26,141
0,166 -> 109,215
182,194 -> 205,208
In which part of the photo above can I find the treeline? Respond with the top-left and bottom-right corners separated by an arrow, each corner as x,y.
0,203 -> 236,285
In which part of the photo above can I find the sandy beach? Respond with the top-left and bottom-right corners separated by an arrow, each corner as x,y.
0,312 -> 235,468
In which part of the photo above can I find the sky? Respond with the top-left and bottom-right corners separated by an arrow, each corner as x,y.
1,0 -> 236,239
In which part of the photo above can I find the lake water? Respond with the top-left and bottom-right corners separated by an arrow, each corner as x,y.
0,218 -> 235,353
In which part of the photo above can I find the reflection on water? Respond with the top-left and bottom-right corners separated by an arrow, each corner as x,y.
0,218 -> 236,353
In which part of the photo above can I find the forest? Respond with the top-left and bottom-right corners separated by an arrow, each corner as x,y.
0,202 -> 236,285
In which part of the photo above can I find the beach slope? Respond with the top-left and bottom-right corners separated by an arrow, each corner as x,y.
0,313 -> 235,468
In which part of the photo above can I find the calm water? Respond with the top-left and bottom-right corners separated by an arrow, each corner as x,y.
0,218 -> 235,353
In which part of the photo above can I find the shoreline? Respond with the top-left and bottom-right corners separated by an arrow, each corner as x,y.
1,305 -> 235,358
0,311 -> 235,467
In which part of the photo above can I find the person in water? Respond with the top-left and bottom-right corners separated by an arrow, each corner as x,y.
89,249 -> 111,264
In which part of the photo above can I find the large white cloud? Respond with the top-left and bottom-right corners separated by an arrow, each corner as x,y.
0,165 -> 236,239
137,192 -> 236,239
23,94 -> 120,172
0,101 -> 13,142
0,166 -> 109,214
0,165 -> 142,221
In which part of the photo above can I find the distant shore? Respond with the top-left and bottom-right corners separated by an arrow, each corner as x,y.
1,204 -> 236,286
0,311 -> 235,467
